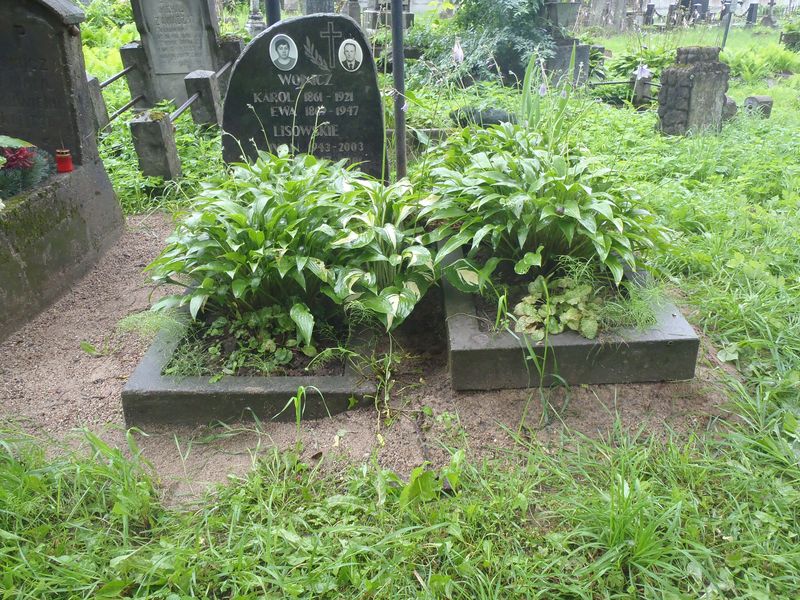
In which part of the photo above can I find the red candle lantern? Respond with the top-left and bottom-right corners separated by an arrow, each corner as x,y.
56,149 -> 73,173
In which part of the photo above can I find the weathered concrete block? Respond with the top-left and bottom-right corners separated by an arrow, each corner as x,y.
343,0 -> 361,23
0,163 -> 123,341
86,74 -> 110,132
363,9 -> 414,29
120,42 -> 156,106
631,75 -> 653,107
129,111 -> 182,180
744,95 -> 773,118
450,108 -> 517,127
441,252 -> 699,390
0,0 -> 123,341
545,39 -> 590,85
122,322 -> 376,426
305,0 -> 334,12
217,37 -> 244,94
184,69 -> 223,126
658,46 -> 729,135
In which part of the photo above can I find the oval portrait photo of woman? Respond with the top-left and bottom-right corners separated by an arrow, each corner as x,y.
270,34 -> 298,71
338,39 -> 363,73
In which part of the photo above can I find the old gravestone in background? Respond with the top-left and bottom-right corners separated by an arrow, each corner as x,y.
0,0 -> 90,163
222,15 -> 385,178
0,0 -> 123,341
658,47 -> 729,136
304,0 -> 335,14
127,0 -> 223,104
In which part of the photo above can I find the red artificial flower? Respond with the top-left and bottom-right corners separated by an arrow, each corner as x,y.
1,147 -> 35,170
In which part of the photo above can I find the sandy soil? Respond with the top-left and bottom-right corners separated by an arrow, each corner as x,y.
0,212 -> 733,504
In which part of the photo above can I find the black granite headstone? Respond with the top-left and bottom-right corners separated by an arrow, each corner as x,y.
222,15 -> 385,179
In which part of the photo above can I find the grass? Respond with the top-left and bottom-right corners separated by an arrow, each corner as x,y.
2,13 -> 800,599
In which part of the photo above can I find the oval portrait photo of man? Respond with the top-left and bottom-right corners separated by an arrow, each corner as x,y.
338,39 -> 363,73
270,34 -> 298,71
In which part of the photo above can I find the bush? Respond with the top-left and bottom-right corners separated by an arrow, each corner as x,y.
454,0 -> 553,76
413,124 -> 668,293
723,44 -> 800,82
147,149 -> 436,345
607,47 -> 675,80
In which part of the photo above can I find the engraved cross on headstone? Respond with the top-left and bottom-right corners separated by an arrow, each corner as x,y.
320,21 -> 343,68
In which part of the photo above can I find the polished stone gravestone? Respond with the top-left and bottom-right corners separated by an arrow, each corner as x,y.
0,0 -> 123,341
128,0 -> 222,104
222,15 -> 385,178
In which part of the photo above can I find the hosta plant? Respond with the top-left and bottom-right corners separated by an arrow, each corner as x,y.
147,149 -> 435,350
415,123 -> 668,294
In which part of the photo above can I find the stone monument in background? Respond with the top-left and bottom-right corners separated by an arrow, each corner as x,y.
304,0 -> 334,13
123,0 -> 238,105
0,0 -> 123,341
364,0 -> 414,30
658,47 -> 730,135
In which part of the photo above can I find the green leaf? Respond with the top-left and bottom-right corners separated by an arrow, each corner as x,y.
717,344 -> 739,363
579,317 -> 598,339
0,135 -> 33,148
436,231 -> 473,264
231,279 -> 248,299
290,303 -> 314,347
79,341 -> 99,356
514,246 -> 544,275
604,256 -> 624,285
444,260 -> 481,293
96,580 -> 132,598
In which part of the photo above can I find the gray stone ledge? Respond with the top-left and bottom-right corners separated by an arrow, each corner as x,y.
442,253 -> 699,391
122,322 -> 377,426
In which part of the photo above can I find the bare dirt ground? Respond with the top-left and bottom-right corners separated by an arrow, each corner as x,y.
0,212 -> 733,504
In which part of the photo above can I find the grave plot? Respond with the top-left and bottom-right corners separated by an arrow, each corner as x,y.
122,317 -> 376,426
122,13 -> 409,426
414,122 -> 699,391
0,0 -> 123,342
442,248 -> 699,391
121,159 -> 434,426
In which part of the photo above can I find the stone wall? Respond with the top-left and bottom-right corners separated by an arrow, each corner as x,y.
657,47 -> 729,136
0,165 -> 123,341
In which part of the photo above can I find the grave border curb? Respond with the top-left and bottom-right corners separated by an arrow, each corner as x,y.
122,321 -> 377,426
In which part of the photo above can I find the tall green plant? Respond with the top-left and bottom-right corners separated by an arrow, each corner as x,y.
415,125 -> 668,292
147,150 -> 435,343
520,50 -> 593,154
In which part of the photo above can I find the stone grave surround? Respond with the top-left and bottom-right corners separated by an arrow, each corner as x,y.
125,0 -> 237,106
0,0 -> 123,342
658,46 -> 730,136
222,14 -> 386,179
